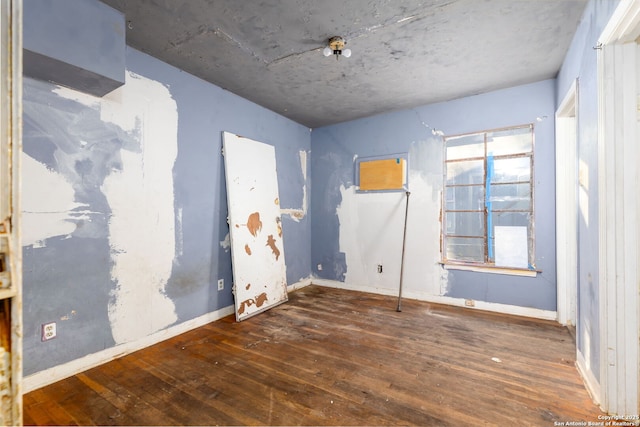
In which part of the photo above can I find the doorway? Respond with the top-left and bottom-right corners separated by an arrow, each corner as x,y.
556,79 -> 578,329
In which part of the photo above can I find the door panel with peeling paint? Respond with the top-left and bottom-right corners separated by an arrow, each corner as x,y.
223,132 -> 288,321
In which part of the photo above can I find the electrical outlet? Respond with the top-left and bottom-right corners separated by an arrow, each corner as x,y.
377,264 -> 383,273
464,299 -> 475,307
41,322 -> 56,341
218,279 -> 224,291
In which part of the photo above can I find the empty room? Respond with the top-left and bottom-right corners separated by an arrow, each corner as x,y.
0,0 -> 638,425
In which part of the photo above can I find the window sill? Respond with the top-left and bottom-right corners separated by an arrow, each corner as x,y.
440,262 -> 539,277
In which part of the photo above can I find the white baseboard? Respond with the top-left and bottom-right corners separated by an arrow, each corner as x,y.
288,277 -> 312,292
23,304 -> 235,393
24,279 -> 315,394
24,277 -> 552,393
577,349 -> 602,407
311,279 -> 557,321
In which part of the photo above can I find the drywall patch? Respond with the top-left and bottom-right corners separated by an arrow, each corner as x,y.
336,170 -> 447,296
403,170 -> 449,295
97,71 -> 179,344
22,153 -> 90,247
219,232 -> 231,251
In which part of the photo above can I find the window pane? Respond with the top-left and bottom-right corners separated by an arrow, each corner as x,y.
489,183 -> 531,210
445,133 -> 484,160
492,211 -> 530,227
446,160 -> 484,185
445,185 -> 484,211
445,237 -> 484,262
487,127 -> 532,156
491,156 -> 530,183
445,211 -> 484,237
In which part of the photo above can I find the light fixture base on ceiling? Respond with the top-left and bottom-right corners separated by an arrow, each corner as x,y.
323,36 -> 352,59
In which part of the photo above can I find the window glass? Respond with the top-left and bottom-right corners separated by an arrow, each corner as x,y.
445,237 -> 484,262
445,185 -> 484,211
491,157 -> 531,183
445,212 -> 485,237
487,127 -> 532,156
446,160 -> 484,185
489,183 -> 531,210
492,211 -> 530,228
445,133 -> 485,160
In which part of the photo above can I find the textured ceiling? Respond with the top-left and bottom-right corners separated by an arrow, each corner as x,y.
99,0 -> 587,128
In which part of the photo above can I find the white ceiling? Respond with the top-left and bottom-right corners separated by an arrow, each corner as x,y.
99,0 -> 588,128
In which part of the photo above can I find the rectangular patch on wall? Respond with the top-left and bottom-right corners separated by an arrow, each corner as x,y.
494,226 -> 528,269
356,154 -> 408,192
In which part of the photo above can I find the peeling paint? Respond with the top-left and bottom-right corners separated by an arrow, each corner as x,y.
238,299 -> 251,315
244,244 -> 252,255
266,234 -> 281,260
256,292 -> 268,307
238,293 -> 269,314
60,310 -> 77,321
247,212 -> 263,237
237,296 -> 267,315
289,211 -> 305,220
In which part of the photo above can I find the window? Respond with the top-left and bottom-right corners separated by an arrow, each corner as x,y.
442,125 -> 534,270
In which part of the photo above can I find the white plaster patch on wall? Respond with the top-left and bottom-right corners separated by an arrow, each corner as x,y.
52,86 -> 101,109
337,184 -> 405,288
22,153 -> 90,247
404,170 -> 448,295
336,170 -> 447,297
176,207 -> 184,259
280,150 -> 308,222
219,232 -> 230,251
99,71 -> 179,344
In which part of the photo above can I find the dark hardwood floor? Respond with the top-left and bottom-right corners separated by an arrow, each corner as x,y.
24,285 -> 602,426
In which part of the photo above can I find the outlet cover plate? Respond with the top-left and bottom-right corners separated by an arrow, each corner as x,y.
41,322 -> 56,341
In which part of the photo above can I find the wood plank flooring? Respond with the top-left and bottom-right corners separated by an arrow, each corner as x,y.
23,285 -> 603,426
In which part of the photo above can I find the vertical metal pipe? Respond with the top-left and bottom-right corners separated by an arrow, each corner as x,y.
396,191 -> 411,312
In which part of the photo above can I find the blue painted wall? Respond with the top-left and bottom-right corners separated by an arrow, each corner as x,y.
23,0 -> 125,96
555,0 -> 621,385
311,79 -> 557,311
23,9 -> 310,375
